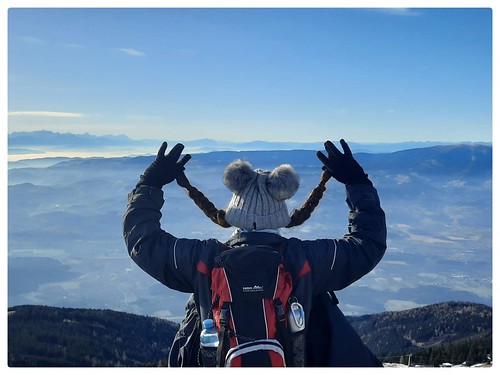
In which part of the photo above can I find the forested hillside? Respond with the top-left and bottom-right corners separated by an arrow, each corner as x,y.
348,301 -> 492,366
8,301 -> 492,367
8,305 -> 178,366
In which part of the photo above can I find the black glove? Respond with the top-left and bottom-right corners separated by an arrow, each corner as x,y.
136,142 -> 191,189
316,139 -> 372,186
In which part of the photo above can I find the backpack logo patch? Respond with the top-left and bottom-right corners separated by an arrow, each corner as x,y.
242,285 -> 264,293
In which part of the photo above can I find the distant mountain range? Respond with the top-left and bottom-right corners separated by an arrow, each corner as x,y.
8,130 -> 491,155
8,143 -> 492,320
8,301 -> 492,367
9,143 -> 492,181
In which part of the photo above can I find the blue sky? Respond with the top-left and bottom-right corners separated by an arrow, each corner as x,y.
6,5 -> 493,143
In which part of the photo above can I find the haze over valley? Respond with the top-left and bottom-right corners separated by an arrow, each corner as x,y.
7,133 -> 492,320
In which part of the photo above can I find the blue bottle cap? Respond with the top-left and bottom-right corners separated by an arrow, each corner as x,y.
202,319 -> 215,329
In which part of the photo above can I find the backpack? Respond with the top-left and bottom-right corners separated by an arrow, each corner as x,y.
200,244 -> 301,367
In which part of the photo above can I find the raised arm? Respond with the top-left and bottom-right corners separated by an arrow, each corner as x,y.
308,140 -> 387,291
122,142 -> 201,292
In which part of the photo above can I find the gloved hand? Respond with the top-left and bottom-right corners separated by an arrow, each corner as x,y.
316,139 -> 372,186
136,142 -> 191,189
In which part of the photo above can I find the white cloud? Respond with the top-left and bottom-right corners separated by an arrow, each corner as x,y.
445,179 -> 466,188
64,43 -> 85,48
8,111 -> 85,118
18,36 -> 45,44
394,174 -> 411,184
373,8 -> 421,17
118,48 -> 146,57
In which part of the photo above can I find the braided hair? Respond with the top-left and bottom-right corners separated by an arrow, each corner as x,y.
176,168 -> 331,229
179,179 -> 232,228
286,170 -> 331,228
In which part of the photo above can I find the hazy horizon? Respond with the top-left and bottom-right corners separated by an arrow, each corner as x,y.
7,129 -> 492,162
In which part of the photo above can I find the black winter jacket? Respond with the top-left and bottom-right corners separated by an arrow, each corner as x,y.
123,183 -> 387,366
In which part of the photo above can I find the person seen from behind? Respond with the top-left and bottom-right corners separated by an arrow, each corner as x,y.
123,139 -> 387,367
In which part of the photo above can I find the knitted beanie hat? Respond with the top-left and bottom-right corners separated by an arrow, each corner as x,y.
223,159 -> 300,230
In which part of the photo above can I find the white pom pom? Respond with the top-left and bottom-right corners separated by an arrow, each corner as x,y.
223,159 -> 256,193
266,164 -> 300,200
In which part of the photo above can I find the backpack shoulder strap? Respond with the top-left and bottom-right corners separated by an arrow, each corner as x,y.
216,301 -> 231,367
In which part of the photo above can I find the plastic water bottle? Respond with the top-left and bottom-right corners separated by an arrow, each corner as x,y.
200,319 -> 219,348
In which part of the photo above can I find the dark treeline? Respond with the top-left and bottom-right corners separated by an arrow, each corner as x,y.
8,305 -> 178,367
8,301 -> 492,367
347,301 -> 492,366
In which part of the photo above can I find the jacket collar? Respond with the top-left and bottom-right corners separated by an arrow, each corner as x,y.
225,230 -> 287,248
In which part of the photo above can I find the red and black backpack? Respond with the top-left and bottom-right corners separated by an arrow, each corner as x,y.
201,244 -> 299,367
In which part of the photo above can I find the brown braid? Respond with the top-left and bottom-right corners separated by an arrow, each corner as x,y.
177,176 -> 232,228
285,170 -> 332,228
177,170 -> 331,229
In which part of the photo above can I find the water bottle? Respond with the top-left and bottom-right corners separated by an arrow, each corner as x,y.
200,319 -> 219,348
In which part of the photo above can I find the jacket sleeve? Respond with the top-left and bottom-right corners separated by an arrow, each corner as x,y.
303,184 -> 387,292
122,185 -> 217,293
